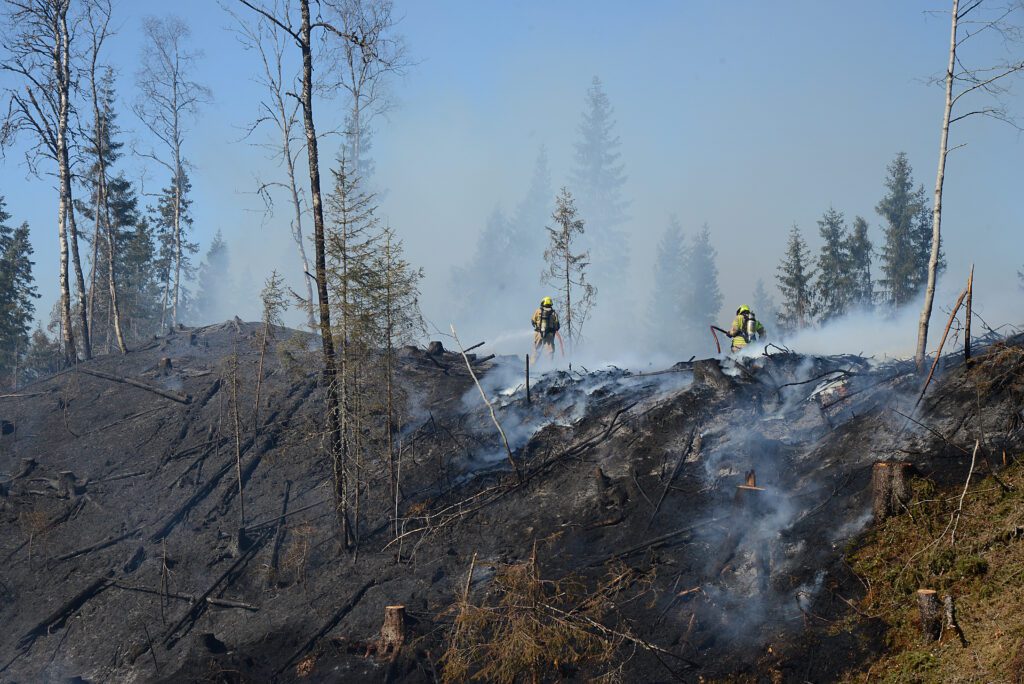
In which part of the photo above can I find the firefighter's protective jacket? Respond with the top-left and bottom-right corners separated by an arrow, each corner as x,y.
728,312 -> 766,351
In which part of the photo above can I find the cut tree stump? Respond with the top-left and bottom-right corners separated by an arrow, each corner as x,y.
379,605 -> 407,659
871,461 -> 912,523
426,341 -> 445,356
917,589 -> 942,641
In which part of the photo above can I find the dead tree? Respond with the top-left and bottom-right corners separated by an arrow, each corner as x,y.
1,0 -> 93,362
133,15 -> 210,329
542,187 -> 596,351
235,0 -> 376,549
871,461 -> 912,523
916,0 -> 1024,368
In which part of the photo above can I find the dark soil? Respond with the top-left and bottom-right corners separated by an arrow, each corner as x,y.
1,321 -> 1020,683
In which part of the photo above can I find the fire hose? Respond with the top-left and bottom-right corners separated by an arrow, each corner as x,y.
709,326 -> 731,354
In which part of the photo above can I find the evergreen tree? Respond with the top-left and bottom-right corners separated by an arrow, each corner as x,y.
368,226 -> 424,536
846,216 -> 874,312
776,225 -> 816,335
875,153 -> 940,308
151,171 -> 198,328
449,206 -> 512,324
680,224 -> 723,350
0,197 -> 38,386
646,217 -> 688,353
20,326 -> 61,385
570,77 -> 629,292
542,187 -> 595,348
751,278 -> 779,335
194,231 -> 230,323
118,216 -> 162,341
814,206 -> 851,320
508,146 -> 552,279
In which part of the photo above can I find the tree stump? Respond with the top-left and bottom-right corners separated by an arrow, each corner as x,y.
58,471 -> 79,499
917,589 -> 942,641
158,357 -> 173,372
426,341 -> 445,356
871,461 -> 912,523
379,605 -> 407,659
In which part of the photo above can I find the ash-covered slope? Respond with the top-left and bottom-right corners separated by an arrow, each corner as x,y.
1,322 -> 1020,682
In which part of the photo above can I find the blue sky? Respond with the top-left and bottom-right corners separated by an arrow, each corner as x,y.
1,0 -> 1021,345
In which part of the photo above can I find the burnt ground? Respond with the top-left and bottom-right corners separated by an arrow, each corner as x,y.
0,320 -> 1021,683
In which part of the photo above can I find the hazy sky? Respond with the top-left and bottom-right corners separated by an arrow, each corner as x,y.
1,0 -> 1021,345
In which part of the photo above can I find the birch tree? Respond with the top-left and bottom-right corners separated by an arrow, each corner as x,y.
1,0 -> 91,362
325,0 -> 405,182
133,15 -> 210,330
81,0 -> 125,352
916,0 -> 1024,367
228,0 -> 316,329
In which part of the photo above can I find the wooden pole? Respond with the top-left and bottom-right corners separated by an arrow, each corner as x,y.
525,354 -> 531,405
964,266 -> 973,364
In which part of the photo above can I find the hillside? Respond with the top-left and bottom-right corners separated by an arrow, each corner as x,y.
0,321 -> 1021,682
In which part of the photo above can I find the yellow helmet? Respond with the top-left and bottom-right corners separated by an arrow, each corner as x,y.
737,305 -> 751,315
541,296 -> 553,307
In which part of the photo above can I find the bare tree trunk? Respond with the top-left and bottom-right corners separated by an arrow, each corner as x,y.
57,191 -> 77,364
87,195 -> 101,348
54,8 -> 90,361
66,189 -> 92,360
283,135 -> 316,329
916,0 -> 959,369
298,0 -> 349,548
172,155 -> 183,327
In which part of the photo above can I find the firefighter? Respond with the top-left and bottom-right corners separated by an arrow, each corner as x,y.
728,305 -> 766,352
531,296 -> 562,362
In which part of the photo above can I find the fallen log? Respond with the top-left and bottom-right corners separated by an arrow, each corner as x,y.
162,529 -> 270,646
18,574 -> 112,650
76,367 -> 191,404
112,583 -> 259,611
277,578 -> 378,675
56,526 -> 143,561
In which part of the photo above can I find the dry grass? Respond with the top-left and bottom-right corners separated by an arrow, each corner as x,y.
280,523 -> 316,586
440,552 -> 631,683
840,456 -> 1024,683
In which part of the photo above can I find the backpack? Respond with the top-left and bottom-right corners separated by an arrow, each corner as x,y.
540,307 -> 560,334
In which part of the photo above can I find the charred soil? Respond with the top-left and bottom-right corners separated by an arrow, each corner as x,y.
1,322 -> 1021,682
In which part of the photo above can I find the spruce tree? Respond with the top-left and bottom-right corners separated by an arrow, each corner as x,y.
542,187 -> 595,348
194,231 -> 231,323
570,77 -> 629,292
680,224 -> 723,350
776,225 -> 816,335
151,171 -> 198,328
814,206 -> 851,320
846,216 -> 874,312
119,216 -> 162,342
646,217 -> 688,353
0,198 -> 38,386
875,153 -> 939,309
751,278 -> 779,334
